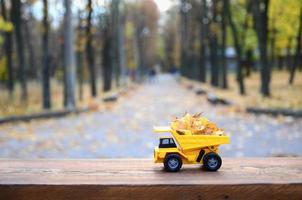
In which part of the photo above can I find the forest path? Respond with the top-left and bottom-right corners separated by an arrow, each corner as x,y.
0,74 -> 301,158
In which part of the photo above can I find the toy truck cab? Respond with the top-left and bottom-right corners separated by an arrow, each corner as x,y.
153,126 -> 230,172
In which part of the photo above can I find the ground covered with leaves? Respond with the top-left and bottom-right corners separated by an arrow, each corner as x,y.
0,79 -> 122,117
1,71 -> 300,117
183,71 -> 302,111
0,74 -> 301,158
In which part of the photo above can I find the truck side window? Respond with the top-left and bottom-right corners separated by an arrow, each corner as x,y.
162,139 -> 169,145
159,138 -> 177,148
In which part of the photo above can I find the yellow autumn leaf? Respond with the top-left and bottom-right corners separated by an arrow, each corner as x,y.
171,113 -> 224,135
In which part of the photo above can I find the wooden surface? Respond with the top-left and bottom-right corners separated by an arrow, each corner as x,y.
0,158 -> 301,200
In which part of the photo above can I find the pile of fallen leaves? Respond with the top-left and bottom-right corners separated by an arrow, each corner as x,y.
171,113 -> 224,135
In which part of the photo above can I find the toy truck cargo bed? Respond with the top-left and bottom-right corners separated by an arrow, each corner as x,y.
153,126 -> 230,151
173,134 -> 230,151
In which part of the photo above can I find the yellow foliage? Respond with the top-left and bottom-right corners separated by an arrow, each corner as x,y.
125,21 -> 134,38
0,57 -> 7,81
171,113 -> 223,135
0,16 -> 13,32
0,16 -> 13,46
270,0 -> 302,49
209,23 -> 221,35
128,59 -> 136,69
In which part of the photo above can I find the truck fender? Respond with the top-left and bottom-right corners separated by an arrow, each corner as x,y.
165,151 -> 188,161
196,149 -> 205,162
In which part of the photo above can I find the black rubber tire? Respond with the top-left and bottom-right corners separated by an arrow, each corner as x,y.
164,154 -> 182,172
202,152 -> 222,171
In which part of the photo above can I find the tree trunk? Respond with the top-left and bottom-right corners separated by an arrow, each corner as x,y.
241,4 -> 251,76
111,0 -> 121,87
289,7 -> 302,84
24,11 -> 36,79
251,0 -> 270,97
119,12 -> 127,86
1,0 -> 14,96
220,0 -> 228,89
135,24 -> 145,82
76,12 -> 84,101
180,0 -> 189,77
63,0 -> 76,109
187,2 -> 198,80
286,37 -> 293,71
270,18 -> 276,70
132,28 -> 140,82
62,32 -> 68,107
245,49 -> 253,76
76,51 -> 84,100
41,0 -> 51,109
11,0 -> 27,100
86,0 -> 97,97
209,0 -> 219,87
227,0 -> 245,95
102,17 -> 113,92
198,0 -> 207,82
277,54 -> 284,70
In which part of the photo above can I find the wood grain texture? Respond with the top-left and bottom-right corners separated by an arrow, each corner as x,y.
0,158 -> 301,200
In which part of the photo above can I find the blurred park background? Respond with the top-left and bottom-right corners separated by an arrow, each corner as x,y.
0,0 -> 301,158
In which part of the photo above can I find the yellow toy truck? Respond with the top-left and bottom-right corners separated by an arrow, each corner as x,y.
153,126 -> 230,172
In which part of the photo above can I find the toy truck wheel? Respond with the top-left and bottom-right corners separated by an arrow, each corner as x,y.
203,152 -> 222,171
164,154 -> 182,172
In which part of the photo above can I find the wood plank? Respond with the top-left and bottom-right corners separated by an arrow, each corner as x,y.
0,158 -> 301,200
